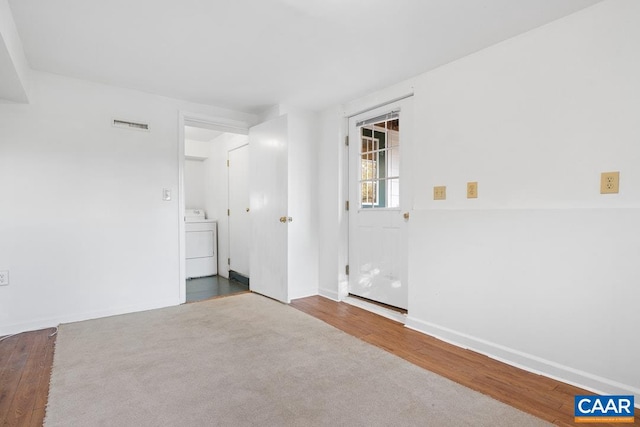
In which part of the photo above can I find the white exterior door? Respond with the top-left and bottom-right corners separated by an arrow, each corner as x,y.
348,98 -> 413,310
228,144 -> 250,278
249,115 -> 289,302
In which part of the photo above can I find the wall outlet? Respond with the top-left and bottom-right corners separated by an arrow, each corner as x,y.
467,181 -> 478,199
0,270 -> 8,286
433,186 -> 446,200
600,172 -> 619,194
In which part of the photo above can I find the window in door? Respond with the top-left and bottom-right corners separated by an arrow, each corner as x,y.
359,118 -> 399,208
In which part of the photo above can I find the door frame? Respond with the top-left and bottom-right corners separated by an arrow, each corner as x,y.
177,111 -> 251,304
340,94 -> 414,319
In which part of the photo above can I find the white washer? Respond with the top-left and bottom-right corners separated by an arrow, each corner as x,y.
185,209 -> 218,278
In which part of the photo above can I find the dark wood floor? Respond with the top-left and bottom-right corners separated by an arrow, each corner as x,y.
0,328 -> 56,427
291,296 -> 640,427
1,296 -> 638,426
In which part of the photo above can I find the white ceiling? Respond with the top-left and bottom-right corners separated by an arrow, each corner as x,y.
8,0 -> 600,113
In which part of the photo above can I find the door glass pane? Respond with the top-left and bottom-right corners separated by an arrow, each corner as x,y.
359,117 -> 400,208
388,146 -> 400,177
388,178 -> 400,208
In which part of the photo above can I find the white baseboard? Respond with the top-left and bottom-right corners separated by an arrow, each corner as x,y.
318,287 -> 340,301
0,298 -> 180,336
405,316 -> 640,408
289,288 -> 319,301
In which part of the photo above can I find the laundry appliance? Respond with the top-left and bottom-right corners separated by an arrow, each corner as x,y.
185,209 -> 217,278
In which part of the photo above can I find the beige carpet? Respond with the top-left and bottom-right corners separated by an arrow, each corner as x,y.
46,293 -> 550,426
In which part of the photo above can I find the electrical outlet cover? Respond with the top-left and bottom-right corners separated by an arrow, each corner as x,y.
600,171 -> 620,194
467,182 -> 478,199
433,186 -> 446,200
0,270 -> 8,286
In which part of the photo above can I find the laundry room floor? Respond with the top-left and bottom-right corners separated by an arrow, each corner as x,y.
186,276 -> 249,303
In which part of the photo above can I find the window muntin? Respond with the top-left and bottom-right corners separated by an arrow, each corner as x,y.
359,119 -> 399,208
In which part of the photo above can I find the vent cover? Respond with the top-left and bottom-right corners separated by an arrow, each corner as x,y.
112,119 -> 149,131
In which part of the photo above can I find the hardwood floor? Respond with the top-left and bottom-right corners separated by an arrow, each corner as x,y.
0,328 -> 56,427
291,296 -> 640,427
1,297 -> 637,426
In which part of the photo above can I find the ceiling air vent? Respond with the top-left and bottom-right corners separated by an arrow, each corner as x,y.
112,119 -> 149,131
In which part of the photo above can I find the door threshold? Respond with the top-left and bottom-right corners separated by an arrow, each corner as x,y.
343,295 -> 407,324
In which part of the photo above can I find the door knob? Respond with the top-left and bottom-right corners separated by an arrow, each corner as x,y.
403,212 -> 410,220
246,208 -> 250,212
279,216 -> 287,223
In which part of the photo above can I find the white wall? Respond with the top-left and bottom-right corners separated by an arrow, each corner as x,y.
316,107 -> 345,300
0,0 -> 30,102
184,139 -> 211,159
184,159 -> 206,209
318,0 -> 639,401
0,71 -> 255,335
203,133 -> 248,278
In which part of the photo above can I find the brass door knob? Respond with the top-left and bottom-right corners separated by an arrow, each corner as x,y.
246,208 -> 250,212
279,216 -> 287,223
403,212 -> 410,220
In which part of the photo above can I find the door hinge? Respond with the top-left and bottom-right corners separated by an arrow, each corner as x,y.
228,258 -> 230,265
227,209 -> 230,216
345,265 -> 349,275
345,200 -> 349,211
345,135 -> 349,146
227,159 -> 230,167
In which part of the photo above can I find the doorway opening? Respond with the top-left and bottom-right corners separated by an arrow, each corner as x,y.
178,114 -> 252,303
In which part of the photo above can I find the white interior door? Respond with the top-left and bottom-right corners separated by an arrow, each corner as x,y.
228,144 -> 250,277
249,115 -> 289,302
348,99 -> 413,310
